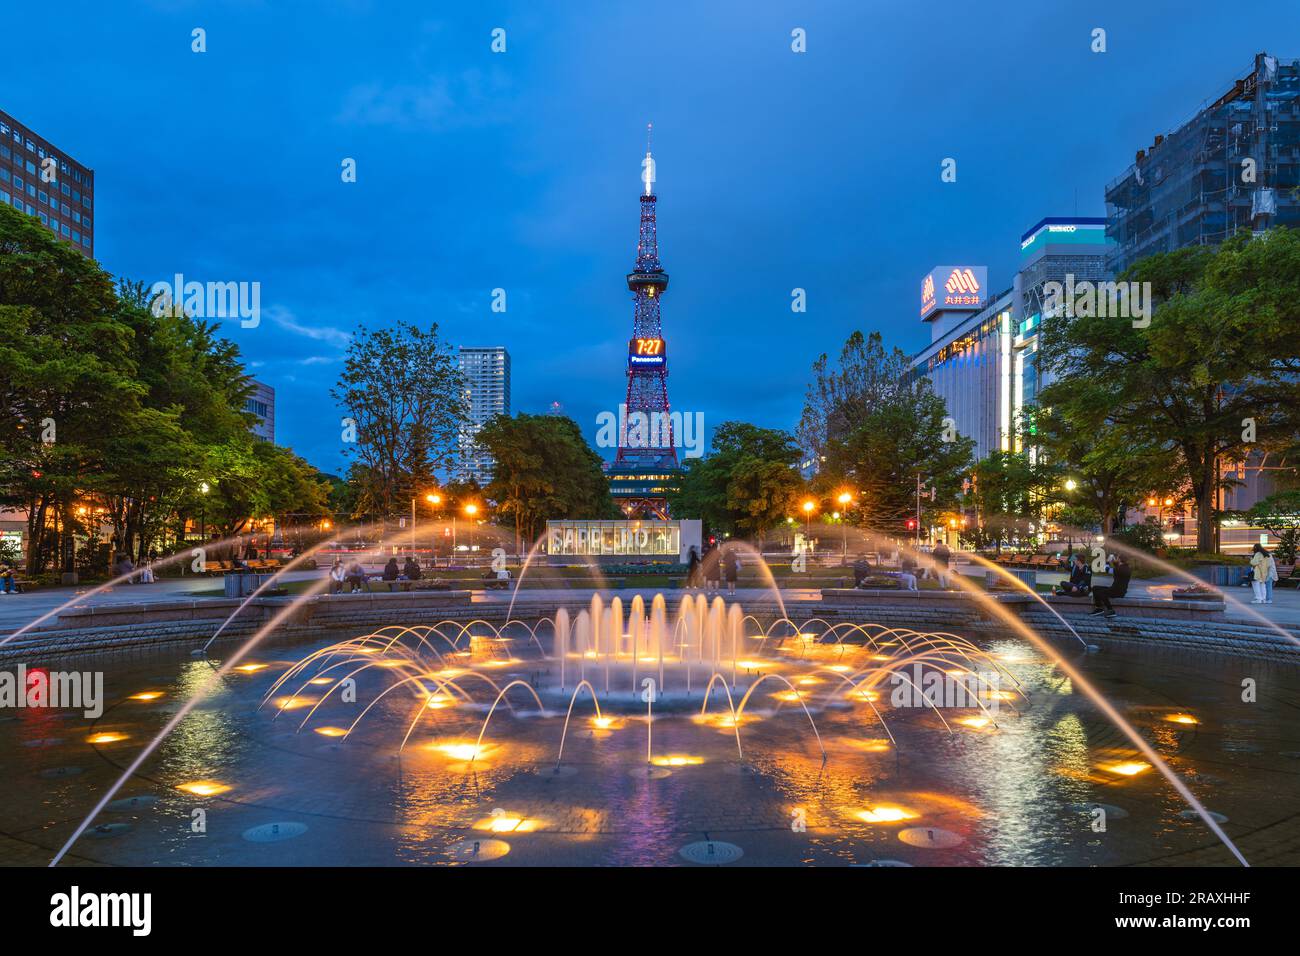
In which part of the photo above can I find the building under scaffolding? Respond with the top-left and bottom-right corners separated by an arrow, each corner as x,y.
1106,52 -> 1300,274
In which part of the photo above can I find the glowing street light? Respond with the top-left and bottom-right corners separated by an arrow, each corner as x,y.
1063,478 -> 1078,492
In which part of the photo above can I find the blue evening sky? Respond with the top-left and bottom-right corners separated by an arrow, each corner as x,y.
2,1 -> 1291,473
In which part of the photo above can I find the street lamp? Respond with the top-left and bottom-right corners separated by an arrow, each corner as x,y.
836,492 -> 853,560
801,499 -> 815,549
465,503 -> 479,559
198,481 -> 210,541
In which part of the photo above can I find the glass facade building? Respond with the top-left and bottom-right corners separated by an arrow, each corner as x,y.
544,519 -> 701,564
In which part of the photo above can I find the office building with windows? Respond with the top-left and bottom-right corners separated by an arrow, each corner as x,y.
1105,52 -> 1299,274
0,109 -> 95,256
457,346 -> 511,486
908,219 -> 1115,462
245,380 -> 275,443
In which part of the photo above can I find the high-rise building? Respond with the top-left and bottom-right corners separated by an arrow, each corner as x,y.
1105,52 -> 1299,274
0,108 -> 95,256
245,380 -> 275,443
908,218 -> 1115,462
457,346 -> 511,486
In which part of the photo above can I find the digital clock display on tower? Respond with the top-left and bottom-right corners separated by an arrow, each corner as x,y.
628,337 -> 666,366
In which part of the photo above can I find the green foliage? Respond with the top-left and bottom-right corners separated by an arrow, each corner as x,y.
1037,229 -> 1300,551
799,331 -> 974,535
477,413 -> 619,547
1245,488 -> 1300,563
331,322 -> 465,519
0,203 -> 331,570
668,421 -> 803,538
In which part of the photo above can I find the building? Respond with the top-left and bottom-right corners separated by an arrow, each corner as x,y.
457,346 -> 511,486
245,379 -> 275,443
0,108 -> 95,256
544,518 -> 701,565
1106,52 -> 1299,534
1105,52 -> 1300,274
909,219 -> 1115,462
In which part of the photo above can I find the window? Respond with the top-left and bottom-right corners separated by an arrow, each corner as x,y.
82,217 -> 90,228
72,229 -> 80,242
60,202 -> 69,215
72,210 -> 80,224
0,169 -> 7,183
11,176 -> 20,190
37,189 -> 46,202
60,222 -> 69,235
0,144 -> 9,159
48,193 -> 57,208
60,182 -> 69,195
24,159 -> 35,174
26,183 -> 35,197
0,189 -> 7,204
38,211 -> 47,224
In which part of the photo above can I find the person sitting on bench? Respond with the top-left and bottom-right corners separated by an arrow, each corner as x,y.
1089,554 -> 1131,618
1054,553 -> 1092,596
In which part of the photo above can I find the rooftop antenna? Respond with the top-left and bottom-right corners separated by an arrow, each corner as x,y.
642,122 -> 655,196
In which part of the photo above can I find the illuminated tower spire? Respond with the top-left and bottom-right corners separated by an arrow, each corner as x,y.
616,125 -> 676,472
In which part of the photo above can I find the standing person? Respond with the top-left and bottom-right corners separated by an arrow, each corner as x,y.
703,545 -> 720,593
686,545 -> 700,589
1090,554 -> 1132,618
1265,548 -> 1278,605
931,541 -> 951,589
1250,544 -> 1271,604
139,556 -> 156,584
329,558 -> 346,594
722,546 -> 739,596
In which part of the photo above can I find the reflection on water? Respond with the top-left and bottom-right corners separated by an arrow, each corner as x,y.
2,621 -> 1299,867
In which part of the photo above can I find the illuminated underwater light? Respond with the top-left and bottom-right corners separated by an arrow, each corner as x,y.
856,805 -> 918,823
87,732 -> 127,745
1164,713 -> 1199,726
128,691 -> 163,701
1104,761 -> 1152,777
177,781 -> 230,797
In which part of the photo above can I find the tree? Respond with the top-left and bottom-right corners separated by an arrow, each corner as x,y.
476,413 -> 619,550
962,450 -> 1051,553
1037,229 -> 1300,551
1245,489 -> 1300,564
799,331 -> 974,535
668,422 -> 803,540
1029,404 -> 1168,536
0,204 -> 140,571
332,322 -> 465,519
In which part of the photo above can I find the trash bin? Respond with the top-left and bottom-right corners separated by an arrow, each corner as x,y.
986,568 -> 1037,590
223,572 -> 272,598
1190,564 -> 1234,588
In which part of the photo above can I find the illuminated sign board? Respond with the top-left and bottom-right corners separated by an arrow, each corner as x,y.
1019,217 -> 1111,258
629,337 -> 666,367
920,265 -> 987,319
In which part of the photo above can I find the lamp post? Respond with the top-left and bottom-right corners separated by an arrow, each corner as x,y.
837,492 -> 853,560
801,500 -> 815,553
465,503 -> 479,562
424,493 -> 441,566
199,481 -> 210,541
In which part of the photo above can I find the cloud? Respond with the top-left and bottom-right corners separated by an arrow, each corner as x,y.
266,306 -> 351,348
335,70 -> 510,130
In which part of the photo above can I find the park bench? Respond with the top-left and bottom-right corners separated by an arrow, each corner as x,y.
1276,564 -> 1300,589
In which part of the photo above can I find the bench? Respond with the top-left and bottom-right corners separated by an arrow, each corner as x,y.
7,576 -> 37,593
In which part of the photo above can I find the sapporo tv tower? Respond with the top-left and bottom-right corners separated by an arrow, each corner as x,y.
609,124 -> 683,519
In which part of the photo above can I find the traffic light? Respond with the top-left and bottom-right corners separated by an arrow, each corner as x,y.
906,519 -> 917,530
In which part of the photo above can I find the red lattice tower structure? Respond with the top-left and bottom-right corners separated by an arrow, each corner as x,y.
616,126 -> 677,468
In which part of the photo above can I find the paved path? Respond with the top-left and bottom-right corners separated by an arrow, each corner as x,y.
2,561 -> 1298,635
